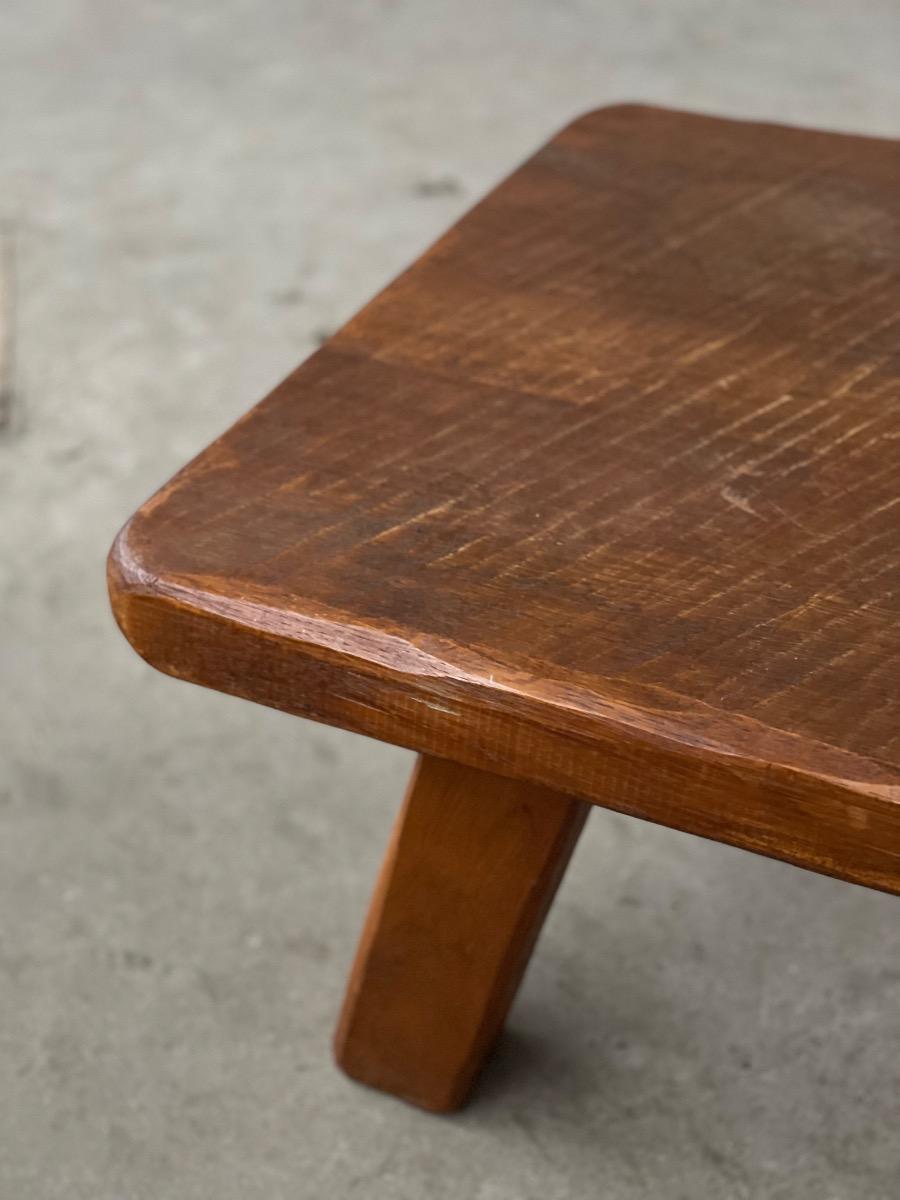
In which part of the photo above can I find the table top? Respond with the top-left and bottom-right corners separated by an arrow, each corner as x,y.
110,105 -> 900,893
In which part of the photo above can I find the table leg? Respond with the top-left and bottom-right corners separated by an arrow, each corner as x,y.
334,754 -> 589,1111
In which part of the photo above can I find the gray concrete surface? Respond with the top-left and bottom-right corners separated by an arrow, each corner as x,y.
2,2 -> 899,1197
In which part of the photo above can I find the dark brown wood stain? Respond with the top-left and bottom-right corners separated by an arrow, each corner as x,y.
110,106 -> 900,895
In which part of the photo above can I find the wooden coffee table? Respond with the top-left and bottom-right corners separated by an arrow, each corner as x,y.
108,105 -> 900,1112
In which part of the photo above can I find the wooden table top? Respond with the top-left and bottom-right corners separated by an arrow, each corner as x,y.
110,105 -> 900,893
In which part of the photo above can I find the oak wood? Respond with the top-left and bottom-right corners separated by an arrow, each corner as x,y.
334,754 -> 589,1112
109,105 -> 900,893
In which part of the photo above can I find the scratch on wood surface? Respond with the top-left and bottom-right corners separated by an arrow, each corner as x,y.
0,222 -> 17,434
414,698 -> 459,716
720,486 -> 762,518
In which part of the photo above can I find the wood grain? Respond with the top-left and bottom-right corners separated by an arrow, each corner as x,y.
334,755 -> 589,1112
109,105 -> 900,893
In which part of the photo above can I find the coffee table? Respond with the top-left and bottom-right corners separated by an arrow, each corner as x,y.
109,105 -> 900,1112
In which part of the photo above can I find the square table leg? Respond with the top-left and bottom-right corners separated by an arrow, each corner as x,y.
334,754 -> 589,1111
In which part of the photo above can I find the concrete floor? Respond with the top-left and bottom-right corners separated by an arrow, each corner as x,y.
2,2 -> 899,1196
